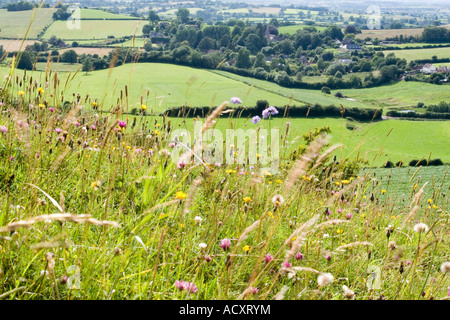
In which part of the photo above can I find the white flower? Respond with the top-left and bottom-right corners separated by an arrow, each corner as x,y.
323,233 -> 330,239
194,216 -> 202,225
414,223 -> 429,233
271,195 -> 284,206
440,262 -> 450,274
199,243 -> 207,249
342,285 -> 355,299
317,273 -> 334,287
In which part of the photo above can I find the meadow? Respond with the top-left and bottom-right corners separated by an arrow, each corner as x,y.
0,68 -> 448,300
356,28 -> 426,41
384,47 -> 450,62
278,24 -> 328,35
78,8 -> 139,20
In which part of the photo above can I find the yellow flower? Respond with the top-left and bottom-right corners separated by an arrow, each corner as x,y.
256,153 -> 261,158
432,204 -> 438,209
233,152 -> 238,156
276,179 -> 282,184
18,90 -> 25,96
381,190 -> 386,194
267,211 -> 274,218
427,199 -> 432,204
225,169 -> 236,174
180,224 -> 184,228
413,184 -> 418,189
243,197 -> 252,203
335,182 -> 341,186
341,180 -> 350,184
243,245 -> 251,252
175,191 -> 187,200
292,237 -> 297,242
391,215 -> 397,220
361,214 -> 365,218
155,123 -> 161,127
154,130 -> 160,135
37,87 -> 44,94
39,103 -> 45,109
93,101 -> 98,107
337,229 -> 343,234
141,104 -> 147,110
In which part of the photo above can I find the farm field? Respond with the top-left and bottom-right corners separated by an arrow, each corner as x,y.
0,39 -> 42,52
384,47 -> 450,61
336,81 -> 450,108
356,28 -> 426,40
34,62 -> 82,72
370,43 -> 450,49
0,8 -> 55,38
278,24 -> 328,34
42,20 -> 145,40
78,8 -> 139,20
59,47 -> 114,57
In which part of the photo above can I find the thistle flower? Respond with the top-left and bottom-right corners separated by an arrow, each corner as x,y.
282,261 -> 291,268
220,238 -> 231,251
441,262 -> 450,274
118,120 -> 127,128
49,107 -> 54,112
251,116 -> 261,124
414,223 -> 429,233
55,128 -> 62,133
230,97 -> 242,104
317,273 -> 334,287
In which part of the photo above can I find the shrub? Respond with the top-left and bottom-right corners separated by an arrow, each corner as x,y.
321,86 -> 331,94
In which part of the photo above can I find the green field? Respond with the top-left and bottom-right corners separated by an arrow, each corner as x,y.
34,62 -> 82,72
278,24 -> 327,34
0,8 -> 55,38
79,8 -> 139,20
338,81 -> 450,108
370,43 -> 450,49
384,47 -> 450,61
42,20 -> 144,40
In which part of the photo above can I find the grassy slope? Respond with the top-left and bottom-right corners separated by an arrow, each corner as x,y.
79,8 -> 139,20
0,8 -> 55,38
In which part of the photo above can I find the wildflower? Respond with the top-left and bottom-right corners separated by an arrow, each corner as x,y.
295,252 -> 304,261
346,213 -> 352,220
381,189 -> 386,194
441,262 -> 450,274
220,238 -> 231,251
342,285 -> 355,299
271,194 -> 284,207
262,106 -> 278,119
406,260 -> 412,266
276,179 -> 282,184
59,275 -> 68,285
92,101 -> 98,107
242,245 -> 251,253
194,216 -> 202,226
0,125 -> 7,134
39,103 -> 45,109
337,229 -> 343,234
267,211 -> 274,218
264,254 -> 273,264
282,261 -> 291,268
49,107 -> 54,112
177,160 -> 186,169
243,197 -> 252,203
250,287 -> 259,294
199,243 -> 207,249
118,121 -> 127,128
230,97 -> 242,104
204,255 -> 212,262
323,233 -> 330,239
169,142 -> 176,148
154,129 -> 160,135
55,128 -> 62,133
317,273 -> 334,287
175,191 -> 187,200
18,90 -> 25,96
141,104 -> 147,110
251,116 -> 261,124
325,255 -> 332,261
414,223 -> 429,233
37,87 -> 44,94
388,241 -> 396,250
427,199 -> 432,204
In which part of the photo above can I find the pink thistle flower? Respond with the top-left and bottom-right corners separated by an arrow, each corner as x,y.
295,252 -> 304,261
264,254 -> 273,264
337,208 -> 343,213
282,261 -> 291,268
49,107 -> 54,112
346,213 -> 352,220
325,255 -> 332,261
90,125 -> 96,130
406,260 -> 412,265
118,120 -> 127,128
220,238 -> 231,251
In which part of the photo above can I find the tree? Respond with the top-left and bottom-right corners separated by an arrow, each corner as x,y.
82,57 -> 93,73
61,50 -> 78,64
197,37 -> 215,52
177,8 -> 190,24
144,40 -> 153,52
235,47 -> 251,69
149,10 -> 160,25
253,53 -> 268,70
17,51 -> 35,70
344,25 -> 359,34
244,33 -> 261,54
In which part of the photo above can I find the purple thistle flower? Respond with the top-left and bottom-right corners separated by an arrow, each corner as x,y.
251,116 -> 261,124
118,120 -> 127,128
295,252 -> 304,261
49,107 -> 54,112
282,261 -> 291,268
346,213 -> 352,220
230,97 -> 242,104
220,238 -> 231,251
325,254 -> 332,261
